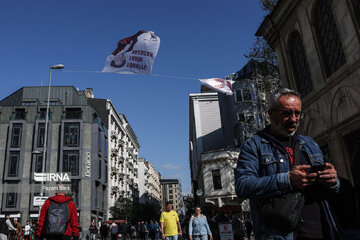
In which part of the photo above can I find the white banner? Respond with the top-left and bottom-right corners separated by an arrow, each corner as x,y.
199,78 -> 234,95
102,30 -> 160,74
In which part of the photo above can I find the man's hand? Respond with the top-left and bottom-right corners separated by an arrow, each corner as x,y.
189,236 -> 192,240
209,235 -> 213,240
289,165 -> 315,189
318,162 -> 337,187
161,233 -> 165,240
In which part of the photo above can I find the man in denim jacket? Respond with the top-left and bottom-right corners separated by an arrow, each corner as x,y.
235,88 -> 340,240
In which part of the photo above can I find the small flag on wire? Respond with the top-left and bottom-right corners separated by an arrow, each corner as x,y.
199,78 -> 234,95
102,30 -> 160,74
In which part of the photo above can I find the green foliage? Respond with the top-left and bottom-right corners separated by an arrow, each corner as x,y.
109,197 -> 134,220
244,38 -> 279,77
259,0 -> 278,13
109,196 -> 160,222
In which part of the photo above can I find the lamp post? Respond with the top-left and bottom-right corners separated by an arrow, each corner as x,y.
40,64 -> 64,196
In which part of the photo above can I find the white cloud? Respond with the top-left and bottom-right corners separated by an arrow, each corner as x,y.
163,164 -> 181,170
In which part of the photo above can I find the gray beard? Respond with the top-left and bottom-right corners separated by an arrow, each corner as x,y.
272,121 -> 297,138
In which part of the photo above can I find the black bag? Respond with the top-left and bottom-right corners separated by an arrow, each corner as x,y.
260,192 -> 305,231
46,199 -> 71,236
260,141 -> 305,231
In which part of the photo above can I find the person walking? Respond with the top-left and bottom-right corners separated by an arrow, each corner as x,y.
0,213 -> 16,240
160,201 -> 182,240
100,223 -> 109,240
24,221 -> 32,240
89,222 -> 98,240
110,222 -> 118,240
188,206 -> 212,240
36,186 -> 80,240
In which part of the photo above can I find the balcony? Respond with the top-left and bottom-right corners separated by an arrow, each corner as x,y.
111,130 -> 117,138
111,186 -> 118,193
118,140 -> 125,147
111,148 -> 118,156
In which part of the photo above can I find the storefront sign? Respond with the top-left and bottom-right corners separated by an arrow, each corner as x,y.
219,223 -> 234,240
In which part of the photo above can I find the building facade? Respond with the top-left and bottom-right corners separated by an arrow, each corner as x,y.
0,86 -> 108,227
91,99 -> 141,217
160,179 -> 181,212
257,0 -> 360,214
138,158 -> 161,212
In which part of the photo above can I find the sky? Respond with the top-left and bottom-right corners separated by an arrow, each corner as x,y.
0,0 -> 265,194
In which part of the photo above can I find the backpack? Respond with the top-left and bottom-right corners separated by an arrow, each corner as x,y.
0,219 -> 9,235
46,199 -> 71,236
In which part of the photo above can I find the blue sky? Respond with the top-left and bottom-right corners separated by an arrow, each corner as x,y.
0,0 -> 265,194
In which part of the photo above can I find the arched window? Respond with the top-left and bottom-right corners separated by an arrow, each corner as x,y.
314,0 -> 346,77
288,31 -> 313,97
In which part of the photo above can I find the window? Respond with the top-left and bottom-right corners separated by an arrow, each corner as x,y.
169,195 -> 173,200
65,108 -> 81,119
70,180 -> 80,206
6,192 -> 17,208
235,89 -> 252,102
11,124 -> 22,147
34,155 -> 44,173
104,137 -> 108,158
314,0 -> 346,76
8,152 -> 19,177
49,101 -> 57,106
212,169 -> 222,190
64,123 -> 80,147
23,101 -> 36,106
39,108 -> 47,120
104,164 -> 108,183
288,31 -> 313,97
238,112 -> 256,125
37,123 -> 45,147
98,160 -> 102,179
169,189 -> 173,194
98,131 -> 102,152
14,109 -> 26,120
63,151 -> 79,175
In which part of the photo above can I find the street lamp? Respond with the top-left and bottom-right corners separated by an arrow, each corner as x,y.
40,64 -> 64,196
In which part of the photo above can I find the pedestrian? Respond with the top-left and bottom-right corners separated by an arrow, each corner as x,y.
0,213 -> 16,240
139,221 -> 146,240
235,88 -> 342,239
188,206 -> 212,240
89,222 -> 98,240
100,223 -> 109,240
160,201 -> 182,240
24,220 -> 32,240
110,221 -> 118,240
13,218 -> 22,240
35,185 -> 80,240
154,221 -> 160,240
119,222 -> 127,240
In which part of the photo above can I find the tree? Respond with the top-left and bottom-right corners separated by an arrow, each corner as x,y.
245,0 -> 279,77
259,0 -> 278,13
109,197 -> 134,220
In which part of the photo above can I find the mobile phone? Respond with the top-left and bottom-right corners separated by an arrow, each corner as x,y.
309,165 -> 326,172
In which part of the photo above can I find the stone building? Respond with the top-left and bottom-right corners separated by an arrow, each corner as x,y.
88,98 -> 140,217
256,0 -> 360,214
160,179 -> 181,212
189,61 -> 278,209
0,86 -> 108,226
138,158 -> 161,212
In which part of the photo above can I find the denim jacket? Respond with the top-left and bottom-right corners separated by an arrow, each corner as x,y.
188,215 -> 212,236
235,128 -> 340,240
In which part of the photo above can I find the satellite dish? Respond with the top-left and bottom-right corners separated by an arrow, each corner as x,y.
196,189 -> 203,196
